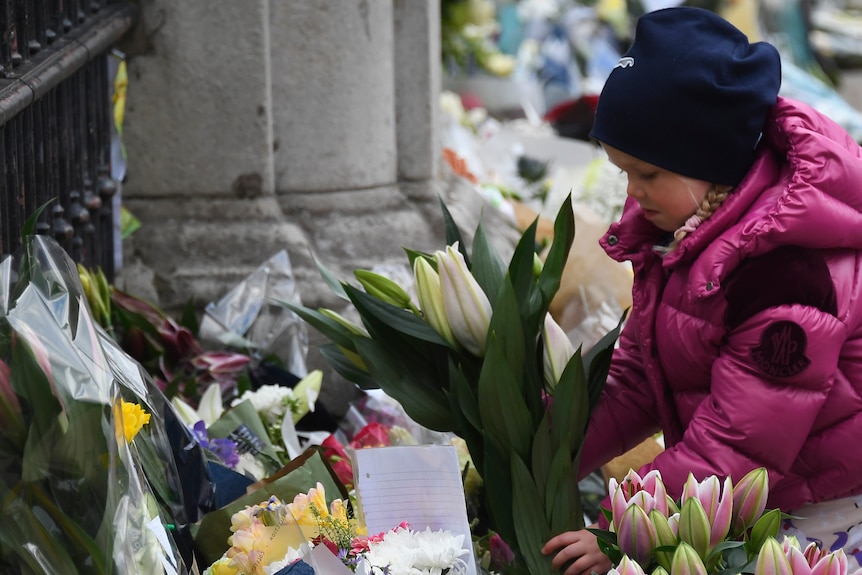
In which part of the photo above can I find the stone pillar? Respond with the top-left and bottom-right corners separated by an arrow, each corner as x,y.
117,1 -> 517,416
270,1 -> 397,191
394,0 -> 441,181
122,0 -> 275,197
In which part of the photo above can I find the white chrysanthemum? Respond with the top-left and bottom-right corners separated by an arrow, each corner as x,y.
363,527 -> 469,575
263,546 -> 306,575
231,384 -> 296,426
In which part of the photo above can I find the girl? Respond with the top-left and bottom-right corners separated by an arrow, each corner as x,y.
542,7 -> 862,575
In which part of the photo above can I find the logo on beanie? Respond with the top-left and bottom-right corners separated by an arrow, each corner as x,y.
750,321 -> 810,378
614,57 -> 634,69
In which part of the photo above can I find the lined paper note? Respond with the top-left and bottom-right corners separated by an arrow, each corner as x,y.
352,445 -> 477,575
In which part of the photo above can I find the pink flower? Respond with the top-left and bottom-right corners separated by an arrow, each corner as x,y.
680,473 -> 732,550
609,469 -> 670,532
489,533 -> 515,569
617,502 -> 658,566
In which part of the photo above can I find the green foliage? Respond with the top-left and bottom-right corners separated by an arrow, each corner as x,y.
279,195 -> 624,575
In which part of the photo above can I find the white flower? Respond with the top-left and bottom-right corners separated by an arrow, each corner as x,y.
263,546 -> 306,575
231,384 -> 296,427
363,527 -> 469,575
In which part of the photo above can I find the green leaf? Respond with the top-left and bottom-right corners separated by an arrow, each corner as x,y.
353,338 -> 455,431
508,219 -> 540,309
531,412 -> 552,501
180,298 -> 200,334
478,332 -> 532,462
276,300 -> 357,350
448,359 -> 482,432
10,331 -> 63,449
318,344 -> 377,389
345,285 -> 449,347
583,309 -> 627,410
482,434 -> 515,545
311,251 -> 350,301
748,508 -> 782,553
0,493 -> 83,574
537,195 -> 575,306
438,196 -> 469,267
544,445 -> 575,532
486,277 -> 526,374
552,348 -> 589,454
470,221 -> 507,306
512,454 -> 554,575
404,248 -> 434,271
22,199 -> 55,237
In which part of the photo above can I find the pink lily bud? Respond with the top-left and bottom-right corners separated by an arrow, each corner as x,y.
680,473 -> 733,549
435,243 -> 492,357
158,318 -> 204,362
610,555 -> 649,575
781,535 -> 801,556
677,497 -> 711,561
671,542 -> 709,575
755,537 -> 793,575
617,502 -> 658,566
542,313 -> 575,389
731,467 -> 769,536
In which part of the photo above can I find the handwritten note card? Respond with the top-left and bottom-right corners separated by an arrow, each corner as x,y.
352,445 -> 477,575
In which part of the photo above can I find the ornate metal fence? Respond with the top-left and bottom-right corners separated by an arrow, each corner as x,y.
1,0 -> 134,280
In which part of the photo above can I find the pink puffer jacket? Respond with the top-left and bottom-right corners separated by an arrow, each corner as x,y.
579,97 -> 862,511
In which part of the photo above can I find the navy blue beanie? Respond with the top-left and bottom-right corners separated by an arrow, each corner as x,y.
590,7 -> 781,185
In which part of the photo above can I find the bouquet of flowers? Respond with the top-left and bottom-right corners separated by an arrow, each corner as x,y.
204,482 -> 470,575
593,467 -> 862,575
279,195 -> 624,575
0,231 -> 192,573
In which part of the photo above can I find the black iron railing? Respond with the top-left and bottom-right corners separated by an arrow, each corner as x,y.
1,1 -> 134,280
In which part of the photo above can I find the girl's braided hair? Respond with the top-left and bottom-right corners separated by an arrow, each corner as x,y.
665,184 -> 734,253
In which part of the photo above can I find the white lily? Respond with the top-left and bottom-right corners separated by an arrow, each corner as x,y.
170,396 -> 200,428
197,382 -> 224,427
413,256 -> 458,348
542,313 -> 575,388
291,370 -> 322,424
435,243 -> 492,357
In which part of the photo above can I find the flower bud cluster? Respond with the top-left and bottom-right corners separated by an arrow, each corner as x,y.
600,468 -> 860,575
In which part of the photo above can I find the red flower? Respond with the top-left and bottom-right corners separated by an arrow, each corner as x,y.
321,435 -> 354,489
349,422 -> 391,449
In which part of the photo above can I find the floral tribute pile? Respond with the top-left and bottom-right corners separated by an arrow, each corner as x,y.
595,468 -> 862,575
203,483 -> 470,575
281,195 -> 624,575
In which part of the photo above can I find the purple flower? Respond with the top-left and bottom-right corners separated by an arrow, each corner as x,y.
192,420 -> 240,469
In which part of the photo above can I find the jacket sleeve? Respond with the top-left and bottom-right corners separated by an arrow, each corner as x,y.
629,302 -> 846,500
578,314 -> 662,480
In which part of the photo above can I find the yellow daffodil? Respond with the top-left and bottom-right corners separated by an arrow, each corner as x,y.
120,400 -> 151,442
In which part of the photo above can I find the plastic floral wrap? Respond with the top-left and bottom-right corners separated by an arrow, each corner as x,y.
198,250 -> 309,377
0,234 -> 192,574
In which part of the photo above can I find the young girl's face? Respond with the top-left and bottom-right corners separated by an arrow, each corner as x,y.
602,143 -> 710,232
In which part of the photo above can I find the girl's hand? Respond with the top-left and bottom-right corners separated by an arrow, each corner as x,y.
542,526 -> 612,575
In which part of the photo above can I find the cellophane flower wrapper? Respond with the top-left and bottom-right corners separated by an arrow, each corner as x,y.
197,249 -> 309,377
0,235 -> 192,574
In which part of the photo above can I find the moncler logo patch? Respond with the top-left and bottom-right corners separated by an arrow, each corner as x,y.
751,321 -> 810,377
614,57 -> 634,69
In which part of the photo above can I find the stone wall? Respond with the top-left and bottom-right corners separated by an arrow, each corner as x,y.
117,0 -> 521,417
